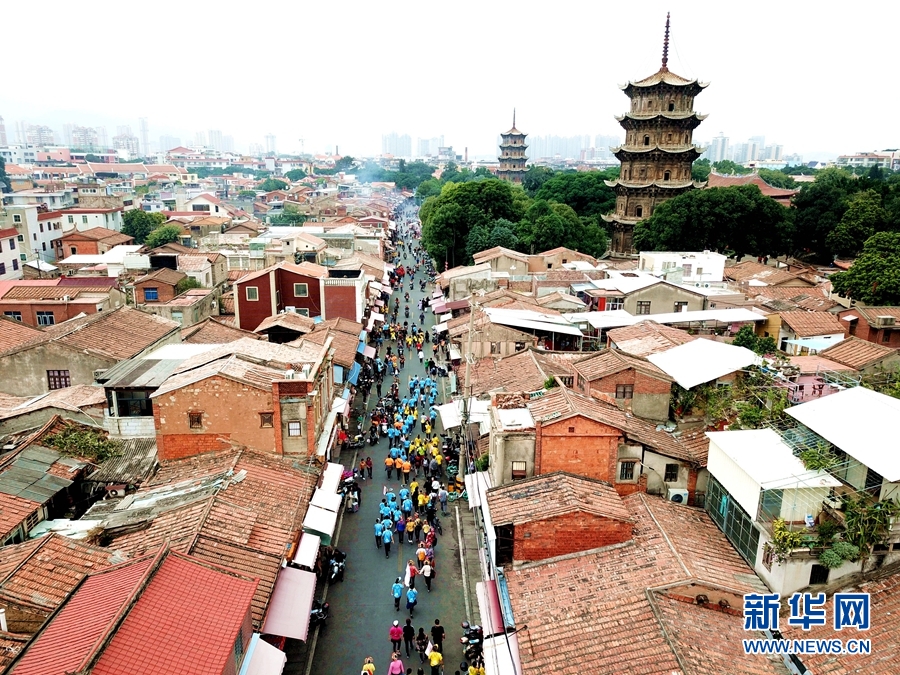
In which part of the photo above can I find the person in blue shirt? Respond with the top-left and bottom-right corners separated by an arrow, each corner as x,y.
399,487 -> 410,501
390,445 -> 400,459
402,497 -> 413,516
385,489 -> 396,502
380,501 -> 392,519
375,519 -> 384,549
393,507 -> 403,523
406,586 -> 418,617
392,577 -> 404,611
429,408 -> 437,422
403,439 -> 412,453
383,527 -> 394,558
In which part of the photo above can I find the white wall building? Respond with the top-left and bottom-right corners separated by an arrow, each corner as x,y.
638,251 -> 726,284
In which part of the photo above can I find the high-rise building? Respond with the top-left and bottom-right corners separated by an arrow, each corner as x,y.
208,129 -> 224,151
603,14 -> 707,255
416,136 -> 444,157
96,127 -> 108,149
707,133 -> 729,163
265,134 -> 277,155
529,135 -> 593,160
139,118 -> 150,156
222,135 -> 235,153
113,126 -> 141,157
496,110 -> 528,184
159,135 -> 182,152
71,126 -> 100,149
24,125 -> 55,146
381,132 -> 412,157
0,116 -> 6,146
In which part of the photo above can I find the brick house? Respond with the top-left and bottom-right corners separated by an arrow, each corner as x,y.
233,261 -> 365,331
486,472 -> 633,564
572,348 -> 673,421
133,267 -> 187,304
60,227 -> 134,257
837,306 -> 900,349
490,387 -> 708,502
151,337 -> 334,459
818,335 -> 900,374
0,283 -> 126,327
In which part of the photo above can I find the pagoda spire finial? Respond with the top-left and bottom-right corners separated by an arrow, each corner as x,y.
661,12 -> 670,70
513,108 -> 516,129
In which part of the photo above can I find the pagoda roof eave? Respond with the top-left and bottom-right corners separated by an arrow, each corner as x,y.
502,128 -> 527,136
618,69 -> 709,90
602,213 -> 641,225
611,144 -> 704,155
606,179 -> 699,190
615,112 -> 708,122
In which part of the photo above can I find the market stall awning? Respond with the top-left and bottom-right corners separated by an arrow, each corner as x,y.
332,396 -> 349,416
476,580 -> 507,637
302,504 -> 338,543
319,462 -> 344,494
482,633 -> 521,675
315,409 -> 338,459
238,634 -> 287,675
432,290 -> 443,299
333,365 -> 344,384
375,299 -> 385,307
363,345 -> 377,359
434,321 -> 449,333
432,303 -> 448,314
311,488 -> 343,513
294,533 -> 321,569
448,348 -> 462,361
348,362 -> 361,385
366,317 -> 375,332
261,567 -> 317,642
371,311 -> 385,322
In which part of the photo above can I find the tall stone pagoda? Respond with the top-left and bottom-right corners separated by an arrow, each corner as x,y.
497,110 -> 528,184
604,14 -> 708,255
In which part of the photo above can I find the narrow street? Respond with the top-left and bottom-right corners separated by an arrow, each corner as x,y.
308,220 -> 472,675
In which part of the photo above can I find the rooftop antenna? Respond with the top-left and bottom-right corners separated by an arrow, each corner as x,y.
661,12 -> 670,70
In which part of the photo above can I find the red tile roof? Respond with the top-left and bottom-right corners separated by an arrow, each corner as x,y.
778,311 -> 846,337
607,320 -> 697,356
181,317 -> 262,344
572,348 -> 671,382
0,494 -> 40,540
707,172 -> 799,200
134,267 -> 187,286
61,227 -> 133,244
7,553 -> 157,675
487,472 -> 631,525
0,317 -> 42,354
724,260 -> 812,286
819,336 -> 899,370
91,552 -> 257,675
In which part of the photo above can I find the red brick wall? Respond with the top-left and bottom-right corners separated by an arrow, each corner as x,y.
134,279 -> 177,304
61,236 -> 100,256
275,270 -> 322,318
0,301 -> 99,328
590,369 -> 671,397
324,284 -> 358,321
536,417 -> 621,484
846,320 -> 900,348
513,511 -> 632,562
154,375 -> 276,459
236,272 -> 273,331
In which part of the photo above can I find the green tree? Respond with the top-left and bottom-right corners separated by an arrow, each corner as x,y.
270,203 -> 306,225
487,220 -> 520,250
144,224 -> 184,248
334,156 -> 355,172
122,210 -> 166,244
712,160 -> 752,175
692,158 -> 711,182
175,276 -> 202,294
521,166 -> 555,196
826,189 -> 888,258
732,324 -> 758,351
633,185 -> 794,258
0,156 -> 10,191
284,169 -> 307,181
757,169 -> 797,190
533,169 -> 617,220
830,231 -> 900,304
782,165 -> 819,176
416,178 -> 442,201
257,178 -> 289,192
791,167 -> 856,260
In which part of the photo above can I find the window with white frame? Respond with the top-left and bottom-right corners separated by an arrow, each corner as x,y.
246,286 -> 259,301
293,283 -> 309,297
288,421 -> 302,436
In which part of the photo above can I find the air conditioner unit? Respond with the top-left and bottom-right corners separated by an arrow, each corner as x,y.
285,306 -> 297,313
667,488 -> 689,504
62,295 -> 71,302
875,315 -> 896,328
106,486 -> 126,498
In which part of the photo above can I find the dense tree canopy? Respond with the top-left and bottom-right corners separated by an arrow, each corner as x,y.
122,210 -> 166,244
757,169 -> 797,190
826,190 -> 888,258
533,169 -> 617,220
830,232 -> 900,305
0,156 -> 9,191
257,178 -> 289,192
270,203 -> 306,225
284,169 -> 307,181
144,224 -> 184,248
633,185 -> 794,258
692,158 -> 711,182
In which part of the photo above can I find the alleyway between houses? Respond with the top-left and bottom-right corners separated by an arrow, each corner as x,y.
287,217 -> 481,675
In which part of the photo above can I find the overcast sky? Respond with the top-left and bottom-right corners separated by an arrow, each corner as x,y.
3,1 -> 896,160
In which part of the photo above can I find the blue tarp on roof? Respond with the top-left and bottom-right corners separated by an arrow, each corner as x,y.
341,386 -> 351,400
357,342 -> 366,354
348,362 -> 361,385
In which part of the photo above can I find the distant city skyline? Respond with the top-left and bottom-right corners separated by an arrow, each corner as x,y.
1,1 -> 896,161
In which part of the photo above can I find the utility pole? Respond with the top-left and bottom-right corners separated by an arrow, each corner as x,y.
458,300 -> 476,485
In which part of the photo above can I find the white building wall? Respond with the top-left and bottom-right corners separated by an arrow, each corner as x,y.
707,438 -> 762,517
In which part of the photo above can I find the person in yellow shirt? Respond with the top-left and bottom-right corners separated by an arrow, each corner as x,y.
428,648 -> 443,675
424,421 -> 431,436
362,657 -> 376,675
435,454 -> 442,468
417,492 -> 428,508
409,480 -> 419,494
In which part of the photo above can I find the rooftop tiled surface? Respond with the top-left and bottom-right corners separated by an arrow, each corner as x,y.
607,320 -> 697,356
486,472 -> 631,526
851,306 -> 900,323
301,327 -> 357,368
177,254 -> 212,272
724,261 -> 809,286
134,267 -> 187,286
63,227 -> 133,244
255,311 -> 317,335
0,533 -> 123,612
778,311 -> 846,337
0,318 -> 42,356
0,494 -> 40,540
0,307 -> 180,361
0,286 -> 112,300
0,632 -> 29,671
819,336 -> 898,370
181,317 -> 260,344
573,348 -> 671,381
8,554 -> 156,675
313,316 -> 364,336
504,493 -> 771,675
784,571 -> 900,675
91,553 -> 257,675
468,350 -> 548,396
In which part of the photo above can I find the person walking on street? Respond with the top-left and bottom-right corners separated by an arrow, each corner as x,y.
376,519 -> 384,549
438,486 -> 448,515
388,653 -> 405,675
383,527 -> 394,558
422,560 -> 433,592
403,618 -> 416,657
416,627 -> 429,663
431,620 -> 445,653
390,621 -> 403,652
428,648 -> 443,675
406,586 -> 418,617
367,456 -> 374,479
362,657 -> 376,675
392,577 -> 404,611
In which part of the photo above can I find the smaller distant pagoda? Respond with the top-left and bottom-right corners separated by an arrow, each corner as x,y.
497,110 -> 528,184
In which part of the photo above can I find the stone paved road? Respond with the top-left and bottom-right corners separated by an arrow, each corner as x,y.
310,234 -> 470,675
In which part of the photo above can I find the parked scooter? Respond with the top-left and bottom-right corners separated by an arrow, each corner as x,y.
460,622 -> 484,662
310,599 -> 330,628
329,557 -> 346,584
348,435 -> 365,450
